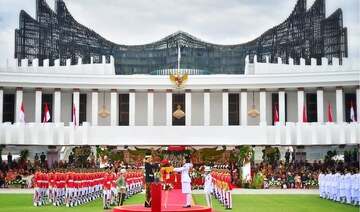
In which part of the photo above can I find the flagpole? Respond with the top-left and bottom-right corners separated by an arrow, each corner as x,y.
177,41 -> 180,73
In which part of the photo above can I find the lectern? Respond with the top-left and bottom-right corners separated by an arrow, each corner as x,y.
151,182 -> 162,212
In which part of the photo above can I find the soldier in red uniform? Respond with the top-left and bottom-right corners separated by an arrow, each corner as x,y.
103,169 -> 111,209
48,170 -> 55,203
33,169 -> 41,206
225,171 -> 232,210
66,169 -> 75,207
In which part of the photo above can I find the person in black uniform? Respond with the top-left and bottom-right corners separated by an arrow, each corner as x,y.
144,153 -> 159,207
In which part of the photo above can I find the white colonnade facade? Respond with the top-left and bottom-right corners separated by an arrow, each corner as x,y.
0,55 -> 359,146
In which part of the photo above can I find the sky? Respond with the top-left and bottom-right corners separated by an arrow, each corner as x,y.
0,0 -> 359,66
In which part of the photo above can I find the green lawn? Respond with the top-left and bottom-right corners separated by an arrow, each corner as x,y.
0,194 -> 357,212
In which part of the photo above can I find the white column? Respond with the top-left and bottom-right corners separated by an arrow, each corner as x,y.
166,90 -> 172,126
91,89 -> 99,126
147,90 -> 154,126
297,88 -> 304,122
336,87 -> 343,123
129,90 -> 135,126
54,88 -> 61,123
240,89 -> 247,126
0,87 -> 3,123
317,87 -> 324,123
260,89 -> 267,124
356,86 -> 360,122
279,89 -> 286,125
222,90 -> 228,126
204,90 -> 210,126
110,89 -> 118,126
185,90 -> 192,126
35,88 -> 42,123
73,89 -> 80,125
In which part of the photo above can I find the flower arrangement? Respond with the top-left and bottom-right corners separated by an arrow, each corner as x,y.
304,180 -> 318,186
267,180 -> 283,187
238,146 -> 255,165
8,179 -> 26,185
190,169 -> 201,178
163,183 -> 174,191
193,185 -> 204,190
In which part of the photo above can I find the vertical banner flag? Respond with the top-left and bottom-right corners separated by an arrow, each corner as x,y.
350,99 -> 356,122
20,102 -> 26,123
73,104 -> 77,126
302,104 -> 307,122
328,101 -> 333,122
43,103 -> 50,123
274,103 -> 279,122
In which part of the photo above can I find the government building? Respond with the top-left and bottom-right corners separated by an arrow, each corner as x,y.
0,0 -> 359,163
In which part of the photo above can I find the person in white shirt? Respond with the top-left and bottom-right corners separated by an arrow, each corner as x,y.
344,169 -> 352,204
203,166 -> 213,208
173,156 -> 193,208
334,169 -> 341,202
318,171 -> 325,198
350,170 -> 358,206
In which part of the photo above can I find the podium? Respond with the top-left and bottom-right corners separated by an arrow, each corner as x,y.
151,182 -> 162,212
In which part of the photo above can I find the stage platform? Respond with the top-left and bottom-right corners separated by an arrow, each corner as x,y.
113,204 -> 212,212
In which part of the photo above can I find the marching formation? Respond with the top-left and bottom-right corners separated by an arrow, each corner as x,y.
318,169 -> 359,206
32,167 -> 143,209
211,167 -> 232,210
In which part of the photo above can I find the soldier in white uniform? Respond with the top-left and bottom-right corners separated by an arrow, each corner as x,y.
339,171 -> 346,203
203,166 -> 213,208
318,171 -> 325,198
173,156 -> 193,208
356,170 -> 360,206
334,169 -> 341,202
350,170 -> 358,206
344,169 -> 352,204
324,170 -> 331,200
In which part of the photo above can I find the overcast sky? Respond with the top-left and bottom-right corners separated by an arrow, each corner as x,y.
0,0 -> 359,66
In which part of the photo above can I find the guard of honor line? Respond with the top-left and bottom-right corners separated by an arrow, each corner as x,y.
318,169 -> 359,206
32,167 -> 143,209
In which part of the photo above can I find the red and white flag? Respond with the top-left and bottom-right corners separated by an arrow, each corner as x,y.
43,103 -> 50,123
350,99 -> 356,122
19,102 -> 26,123
328,101 -> 333,122
274,104 -> 279,122
73,104 -> 77,126
302,104 -> 307,122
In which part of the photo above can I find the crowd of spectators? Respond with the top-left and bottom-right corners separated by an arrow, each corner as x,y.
253,155 -> 359,189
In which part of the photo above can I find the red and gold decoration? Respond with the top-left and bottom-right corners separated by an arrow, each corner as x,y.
169,72 -> 188,89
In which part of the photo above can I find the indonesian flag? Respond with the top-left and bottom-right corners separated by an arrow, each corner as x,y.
350,99 -> 356,122
19,102 -> 26,123
302,104 -> 307,122
43,103 -> 50,123
328,101 -> 333,122
73,104 -> 77,126
274,103 -> 279,122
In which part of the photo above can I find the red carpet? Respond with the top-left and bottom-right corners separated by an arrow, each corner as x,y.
113,189 -> 212,212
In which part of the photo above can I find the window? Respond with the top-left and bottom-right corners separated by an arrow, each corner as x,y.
306,93 -> 317,122
228,94 -> 239,125
173,94 -> 185,126
119,94 -> 129,126
79,94 -> 87,124
3,94 -> 15,123
72,94 -> 87,125
345,93 -> 356,122
42,94 -> 53,122
272,93 -> 287,124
